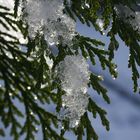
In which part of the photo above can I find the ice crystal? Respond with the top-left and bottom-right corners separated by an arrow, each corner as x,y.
23,0 -> 76,45
56,55 -> 90,127
114,4 -> 140,33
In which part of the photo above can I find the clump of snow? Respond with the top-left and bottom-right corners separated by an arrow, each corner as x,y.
60,91 -> 89,127
56,55 -> 90,94
23,0 -> 76,46
56,55 -> 90,127
114,4 -> 140,33
96,18 -> 104,32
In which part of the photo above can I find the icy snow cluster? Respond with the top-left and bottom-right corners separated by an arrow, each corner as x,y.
96,18 -> 104,32
56,55 -> 90,127
23,0 -> 76,45
114,4 -> 140,33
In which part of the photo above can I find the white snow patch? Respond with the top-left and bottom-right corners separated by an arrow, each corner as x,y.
56,55 -> 90,127
23,0 -> 76,46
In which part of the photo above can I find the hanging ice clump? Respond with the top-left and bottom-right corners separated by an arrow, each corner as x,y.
23,0 -> 76,46
96,18 -> 105,34
56,55 -> 90,127
114,4 -> 140,33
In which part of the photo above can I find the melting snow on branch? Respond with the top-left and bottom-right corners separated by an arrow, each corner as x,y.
56,55 -> 90,127
23,0 -> 76,46
114,4 -> 140,33
24,0 -> 89,127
